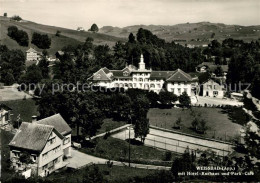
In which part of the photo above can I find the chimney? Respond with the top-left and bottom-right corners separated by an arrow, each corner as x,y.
32,115 -> 37,124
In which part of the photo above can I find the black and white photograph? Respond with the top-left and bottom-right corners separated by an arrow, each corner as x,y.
0,0 -> 260,182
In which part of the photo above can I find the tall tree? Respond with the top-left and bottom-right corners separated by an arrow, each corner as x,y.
128,33 -> 136,43
94,44 -> 112,68
21,64 -> 43,86
112,41 -> 127,69
134,117 -> 149,143
251,65 -> 260,99
38,50 -> 49,79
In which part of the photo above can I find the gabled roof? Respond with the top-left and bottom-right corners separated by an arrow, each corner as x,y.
202,79 -> 221,86
26,48 -> 38,53
0,103 -> 12,110
89,68 -> 112,81
110,70 -> 132,78
37,114 -> 72,136
8,122 -> 56,152
197,62 -> 214,68
166,69 -> 193,82
56,51 -> 64,56
208,65 -> 228,73
102,67 -> 110,74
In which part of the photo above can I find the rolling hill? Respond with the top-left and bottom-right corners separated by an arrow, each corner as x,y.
1,16 -> 260,56
100,22 -> 260,46
0,16 -> 126,55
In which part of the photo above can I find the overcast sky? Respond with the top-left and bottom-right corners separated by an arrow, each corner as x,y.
1,0 -> 259,30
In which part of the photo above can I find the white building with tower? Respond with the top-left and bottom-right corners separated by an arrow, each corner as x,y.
88,54 -> 198,96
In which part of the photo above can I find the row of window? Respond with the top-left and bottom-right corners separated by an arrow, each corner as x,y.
114,83 -> 162,88
42,157 -> 60,170
205,85 -> 220,90
63,137 -> 70,145
134,73 -> 149,77
47,136 -> 56,146
170,88 -> 188,94
42,145 -> 61,159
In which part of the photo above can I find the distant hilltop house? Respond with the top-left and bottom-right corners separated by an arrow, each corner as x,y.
201,79 -> 226,98
55,51 -> 64,59
77,27 -> 85,31
9,114 -> 72,177
26,48 -> 42,62
88,54 -> 198,96
0,103 -> 12,126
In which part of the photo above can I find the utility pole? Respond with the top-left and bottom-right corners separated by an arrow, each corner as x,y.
128,112 -> 132,167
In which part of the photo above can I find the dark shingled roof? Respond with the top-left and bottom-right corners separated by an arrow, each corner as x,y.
167,69 -> 193,82
9,122 -> 54,152
37,114 -> 72,135
150,71 -> 175,80
110,70 -> 132,78
102,67 -> 110,74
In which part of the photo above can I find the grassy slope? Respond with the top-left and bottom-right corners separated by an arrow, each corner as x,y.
1,130 -> 15,181
100,22 -> 260,45
0,16 -> 126,55
148,107 -> 242,141
80,137 -> 175,166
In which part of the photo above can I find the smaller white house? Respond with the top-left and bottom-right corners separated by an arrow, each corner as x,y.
0,103 -> 12,126
9,114 -> 72,177
26,48 -> 41,61
202,79 -> 225,98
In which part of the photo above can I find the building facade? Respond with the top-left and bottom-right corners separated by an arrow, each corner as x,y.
26,48 -> 41,61
9,114 -> 72,177
202,79 -> 225,98
0,103 -> 12,126
88,55 -> 198,96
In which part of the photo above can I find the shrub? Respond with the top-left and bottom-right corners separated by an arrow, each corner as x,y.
11,15 -> 22,21
55,30 -> 61,37
179,92 -> 191,108
191,118 -> 199,130
163,151 -> 172,161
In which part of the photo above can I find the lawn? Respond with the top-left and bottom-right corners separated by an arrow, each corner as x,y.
80,137 -> 175,166
2,98 -> 39,122
46,164 -> 159,183
148,107 -> 242,142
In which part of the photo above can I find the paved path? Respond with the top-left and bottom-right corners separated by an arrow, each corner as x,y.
112,127 -> 233,156
67,148 -> 170,170
196,96 -> 243,106
87,124 -> 131,140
